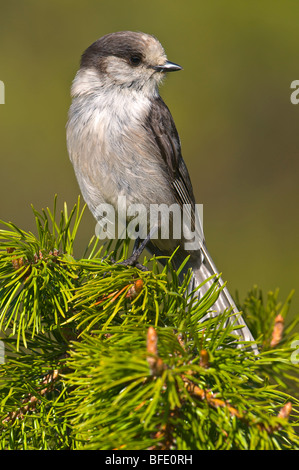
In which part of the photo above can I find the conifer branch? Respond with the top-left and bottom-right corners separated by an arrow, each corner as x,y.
0,198 -> 298,450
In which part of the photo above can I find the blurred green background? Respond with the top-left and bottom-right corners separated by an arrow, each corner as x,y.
1,0 -> 299,318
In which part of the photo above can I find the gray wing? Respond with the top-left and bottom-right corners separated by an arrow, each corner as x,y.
145,96 -> 201,238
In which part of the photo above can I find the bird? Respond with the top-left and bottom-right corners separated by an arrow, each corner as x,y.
66,31 -> 257,352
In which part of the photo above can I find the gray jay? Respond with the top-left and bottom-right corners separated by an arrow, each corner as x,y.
66,31 -> 257,351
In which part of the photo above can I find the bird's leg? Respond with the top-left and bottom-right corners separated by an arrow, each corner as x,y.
132,236 -> 142,256
118,227 -> 157,271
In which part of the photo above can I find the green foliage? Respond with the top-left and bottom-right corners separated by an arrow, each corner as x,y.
0,198 -> 298,450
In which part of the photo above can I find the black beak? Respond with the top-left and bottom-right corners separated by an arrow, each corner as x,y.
153,60 -> 183,72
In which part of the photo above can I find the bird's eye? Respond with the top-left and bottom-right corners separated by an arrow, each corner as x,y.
130,55 -> 142,66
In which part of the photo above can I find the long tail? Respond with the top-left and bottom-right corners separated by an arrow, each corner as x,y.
177,245 -> 258,354
146,240 -> 258,354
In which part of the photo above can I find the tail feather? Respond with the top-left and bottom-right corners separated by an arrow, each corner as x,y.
146,241 -> 258,354
178,245 -> 258,353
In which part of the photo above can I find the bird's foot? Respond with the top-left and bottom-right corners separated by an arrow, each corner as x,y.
118,255 -> 148,272
117,235 -> 150,272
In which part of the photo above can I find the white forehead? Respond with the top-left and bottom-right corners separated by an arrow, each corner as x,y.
138,33 -> 166,63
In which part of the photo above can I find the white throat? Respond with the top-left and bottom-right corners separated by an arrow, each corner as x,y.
71,67 -> 160,99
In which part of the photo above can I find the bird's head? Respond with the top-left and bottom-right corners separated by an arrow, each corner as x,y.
72,31 -> 182,97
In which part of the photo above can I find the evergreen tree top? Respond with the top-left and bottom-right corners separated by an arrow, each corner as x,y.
0,197 -> 298,450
